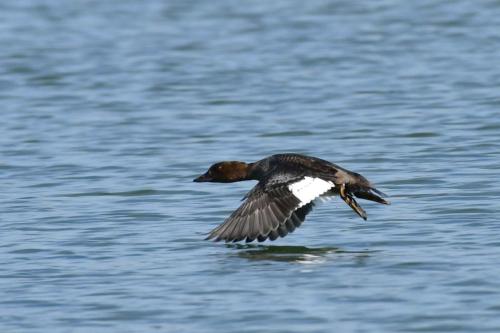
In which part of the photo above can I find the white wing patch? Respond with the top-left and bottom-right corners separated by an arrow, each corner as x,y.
288,177 -> 334,208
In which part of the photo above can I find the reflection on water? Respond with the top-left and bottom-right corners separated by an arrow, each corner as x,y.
228,244 -> 373,264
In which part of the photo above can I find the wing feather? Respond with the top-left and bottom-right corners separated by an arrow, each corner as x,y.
206,178 -> 330,242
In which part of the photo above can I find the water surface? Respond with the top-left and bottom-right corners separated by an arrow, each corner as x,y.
1,1 -> 500,332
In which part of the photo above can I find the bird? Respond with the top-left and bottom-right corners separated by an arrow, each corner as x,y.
194,153 -> 389,243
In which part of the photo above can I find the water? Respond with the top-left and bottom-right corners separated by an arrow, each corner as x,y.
1,0 -> 500,332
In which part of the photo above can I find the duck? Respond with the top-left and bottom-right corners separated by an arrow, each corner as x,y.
194,153 -> 389,243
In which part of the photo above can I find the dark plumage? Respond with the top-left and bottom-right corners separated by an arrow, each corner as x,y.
194,153 -> 389,243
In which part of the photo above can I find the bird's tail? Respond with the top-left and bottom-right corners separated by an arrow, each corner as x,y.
354,186 -> 390,205
339,183 -> 390,220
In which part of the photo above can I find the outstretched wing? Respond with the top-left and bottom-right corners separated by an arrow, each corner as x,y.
206,177 -> 334,242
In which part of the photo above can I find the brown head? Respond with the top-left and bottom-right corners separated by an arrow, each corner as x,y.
193,161 -> 252,183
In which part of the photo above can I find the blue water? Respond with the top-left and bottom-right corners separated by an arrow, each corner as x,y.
2,1 -> 500,332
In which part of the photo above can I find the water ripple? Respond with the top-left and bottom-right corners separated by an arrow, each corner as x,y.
2,1 -> 500,332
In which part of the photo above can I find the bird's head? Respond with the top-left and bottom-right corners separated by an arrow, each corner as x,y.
193,161 -> 250,183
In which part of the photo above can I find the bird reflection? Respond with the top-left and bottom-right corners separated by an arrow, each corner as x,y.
226,244 -> 373,264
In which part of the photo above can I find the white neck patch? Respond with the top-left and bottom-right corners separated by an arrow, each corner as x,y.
288,177 -> 334,208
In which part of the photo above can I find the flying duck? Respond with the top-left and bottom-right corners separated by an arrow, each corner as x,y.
194,153 -> 389,242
